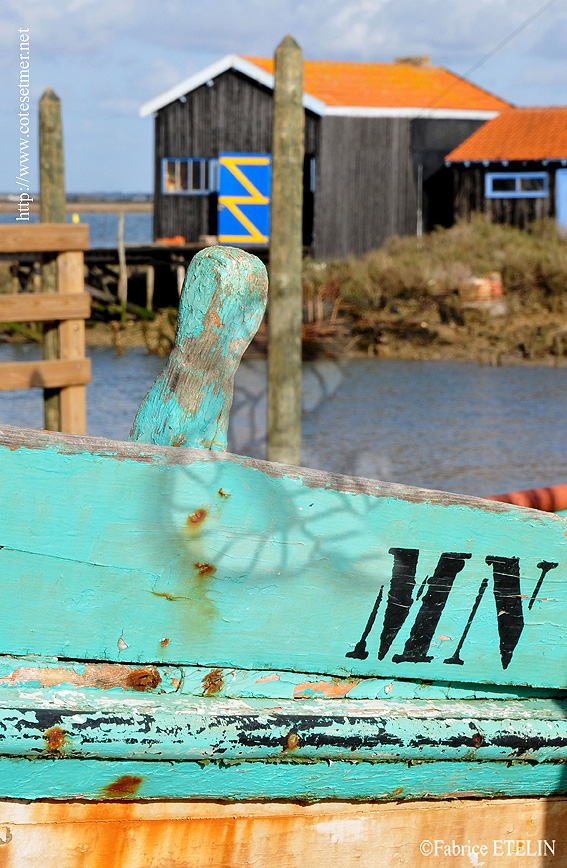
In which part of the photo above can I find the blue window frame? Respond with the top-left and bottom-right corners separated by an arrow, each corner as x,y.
485,172 -> 548,199
161,158 -> 219,195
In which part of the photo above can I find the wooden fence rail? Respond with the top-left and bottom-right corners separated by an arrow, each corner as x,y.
0,224 -> 91,434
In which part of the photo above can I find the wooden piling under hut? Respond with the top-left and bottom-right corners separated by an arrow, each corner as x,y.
267,35 -> 305,466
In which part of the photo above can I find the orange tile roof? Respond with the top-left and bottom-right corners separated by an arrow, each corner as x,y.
243,56 -> 510,111
446,107 -> 567,162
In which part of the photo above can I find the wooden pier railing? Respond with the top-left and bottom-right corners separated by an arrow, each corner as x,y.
0,224 -> 91,434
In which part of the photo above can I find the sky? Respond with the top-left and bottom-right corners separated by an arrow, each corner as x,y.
2,0 -> 567,194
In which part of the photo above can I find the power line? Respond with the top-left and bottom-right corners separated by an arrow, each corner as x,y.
427,0 -> 559,109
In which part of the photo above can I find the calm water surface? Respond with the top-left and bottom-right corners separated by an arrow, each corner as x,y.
1,344 -> 566,498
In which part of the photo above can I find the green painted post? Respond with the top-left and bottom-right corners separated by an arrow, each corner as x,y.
39,87 -> 65,431
267,35 -> 304,466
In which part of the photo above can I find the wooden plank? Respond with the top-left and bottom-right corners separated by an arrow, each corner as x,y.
0,658 -> 181,694
267,35 -> 304,465
39,90 -> 67,430
0,224 -> 89,253
0,686 -> 565,765
130,246 -> 268,449
0,798 -> 562,868
0,655 -> 558,701
0,755 -> 565,802
0,425 -> 566,689
0,293 -> 90,323
0,359 -> 90,390
57,250 -> 88,434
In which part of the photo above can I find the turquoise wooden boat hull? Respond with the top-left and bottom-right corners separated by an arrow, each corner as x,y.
0,423 -> 566,803
0,245 -> 566,816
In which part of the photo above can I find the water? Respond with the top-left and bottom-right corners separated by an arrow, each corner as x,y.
1,344 -> 566,498
0,212 -> 152,247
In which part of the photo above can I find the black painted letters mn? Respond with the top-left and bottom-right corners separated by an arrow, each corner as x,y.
391,552 -> 472,663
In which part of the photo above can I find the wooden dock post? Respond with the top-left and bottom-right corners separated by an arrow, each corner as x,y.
267,35 -> 304,466
145,265 -> 155,311
39,88 -> 65,430
117,211 -> 127,320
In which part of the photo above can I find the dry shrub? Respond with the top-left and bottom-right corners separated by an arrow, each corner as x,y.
304,217 -> 567,317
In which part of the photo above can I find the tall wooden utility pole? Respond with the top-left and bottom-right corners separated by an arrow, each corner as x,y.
39,88 -> 65,430
267,35 -> 304,466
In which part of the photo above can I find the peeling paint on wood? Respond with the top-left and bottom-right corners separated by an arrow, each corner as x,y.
2,244 -> 567,814
0,686 -> 566,767
129,246 -> 268,450
0,755 -> 566,802
0,424 -> 565,690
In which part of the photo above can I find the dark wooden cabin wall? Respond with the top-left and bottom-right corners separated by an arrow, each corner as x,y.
453,162 -> 557,228
411,119 -> 485,231
313,116 -> 416,260
154,71 -> 319,240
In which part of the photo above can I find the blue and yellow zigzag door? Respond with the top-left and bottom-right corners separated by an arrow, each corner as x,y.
218,154 -> 271,245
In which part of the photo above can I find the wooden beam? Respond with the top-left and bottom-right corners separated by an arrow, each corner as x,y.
267,35 -> 305,466
1,423 -> 566,692
0,359 -> 90,391
39,89 -> 65,226
39,87 -> 65,431
57,250 -> 88,434
0,224 -> 89,253
145,264 -> 155,311
0,686 -> 565,765
117,211 -> 127,319
0,293 -> 90,323
39,88 -> 67,430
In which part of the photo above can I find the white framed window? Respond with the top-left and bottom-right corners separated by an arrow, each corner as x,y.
485,172 -> 548,199
162,158 -> 219,195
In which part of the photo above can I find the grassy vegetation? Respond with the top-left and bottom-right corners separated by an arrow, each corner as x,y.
302,218 -> 567,362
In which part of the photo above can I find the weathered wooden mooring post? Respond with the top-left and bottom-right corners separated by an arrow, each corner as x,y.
267,35 -> 304,466
39,87 -> 65,430
117,210 -> 127,321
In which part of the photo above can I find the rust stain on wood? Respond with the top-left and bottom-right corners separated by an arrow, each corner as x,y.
284,732 -> 300,751
125,667 -> 161,692
187,508 -> 207,528
202,668 -> 224,696
44,726 -> 65,752
102,775 -> 143,798
160,637 -> 170,647
0,663 -> 167,693
0,797 -> 566,868
195,562 -> 216,577
217,488 -> 230,498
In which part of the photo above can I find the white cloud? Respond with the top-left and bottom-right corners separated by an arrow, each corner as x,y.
0,0 -> 564,192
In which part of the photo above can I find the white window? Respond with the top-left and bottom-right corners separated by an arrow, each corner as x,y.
162,158 -> 219,195
485,172 -> 548,199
